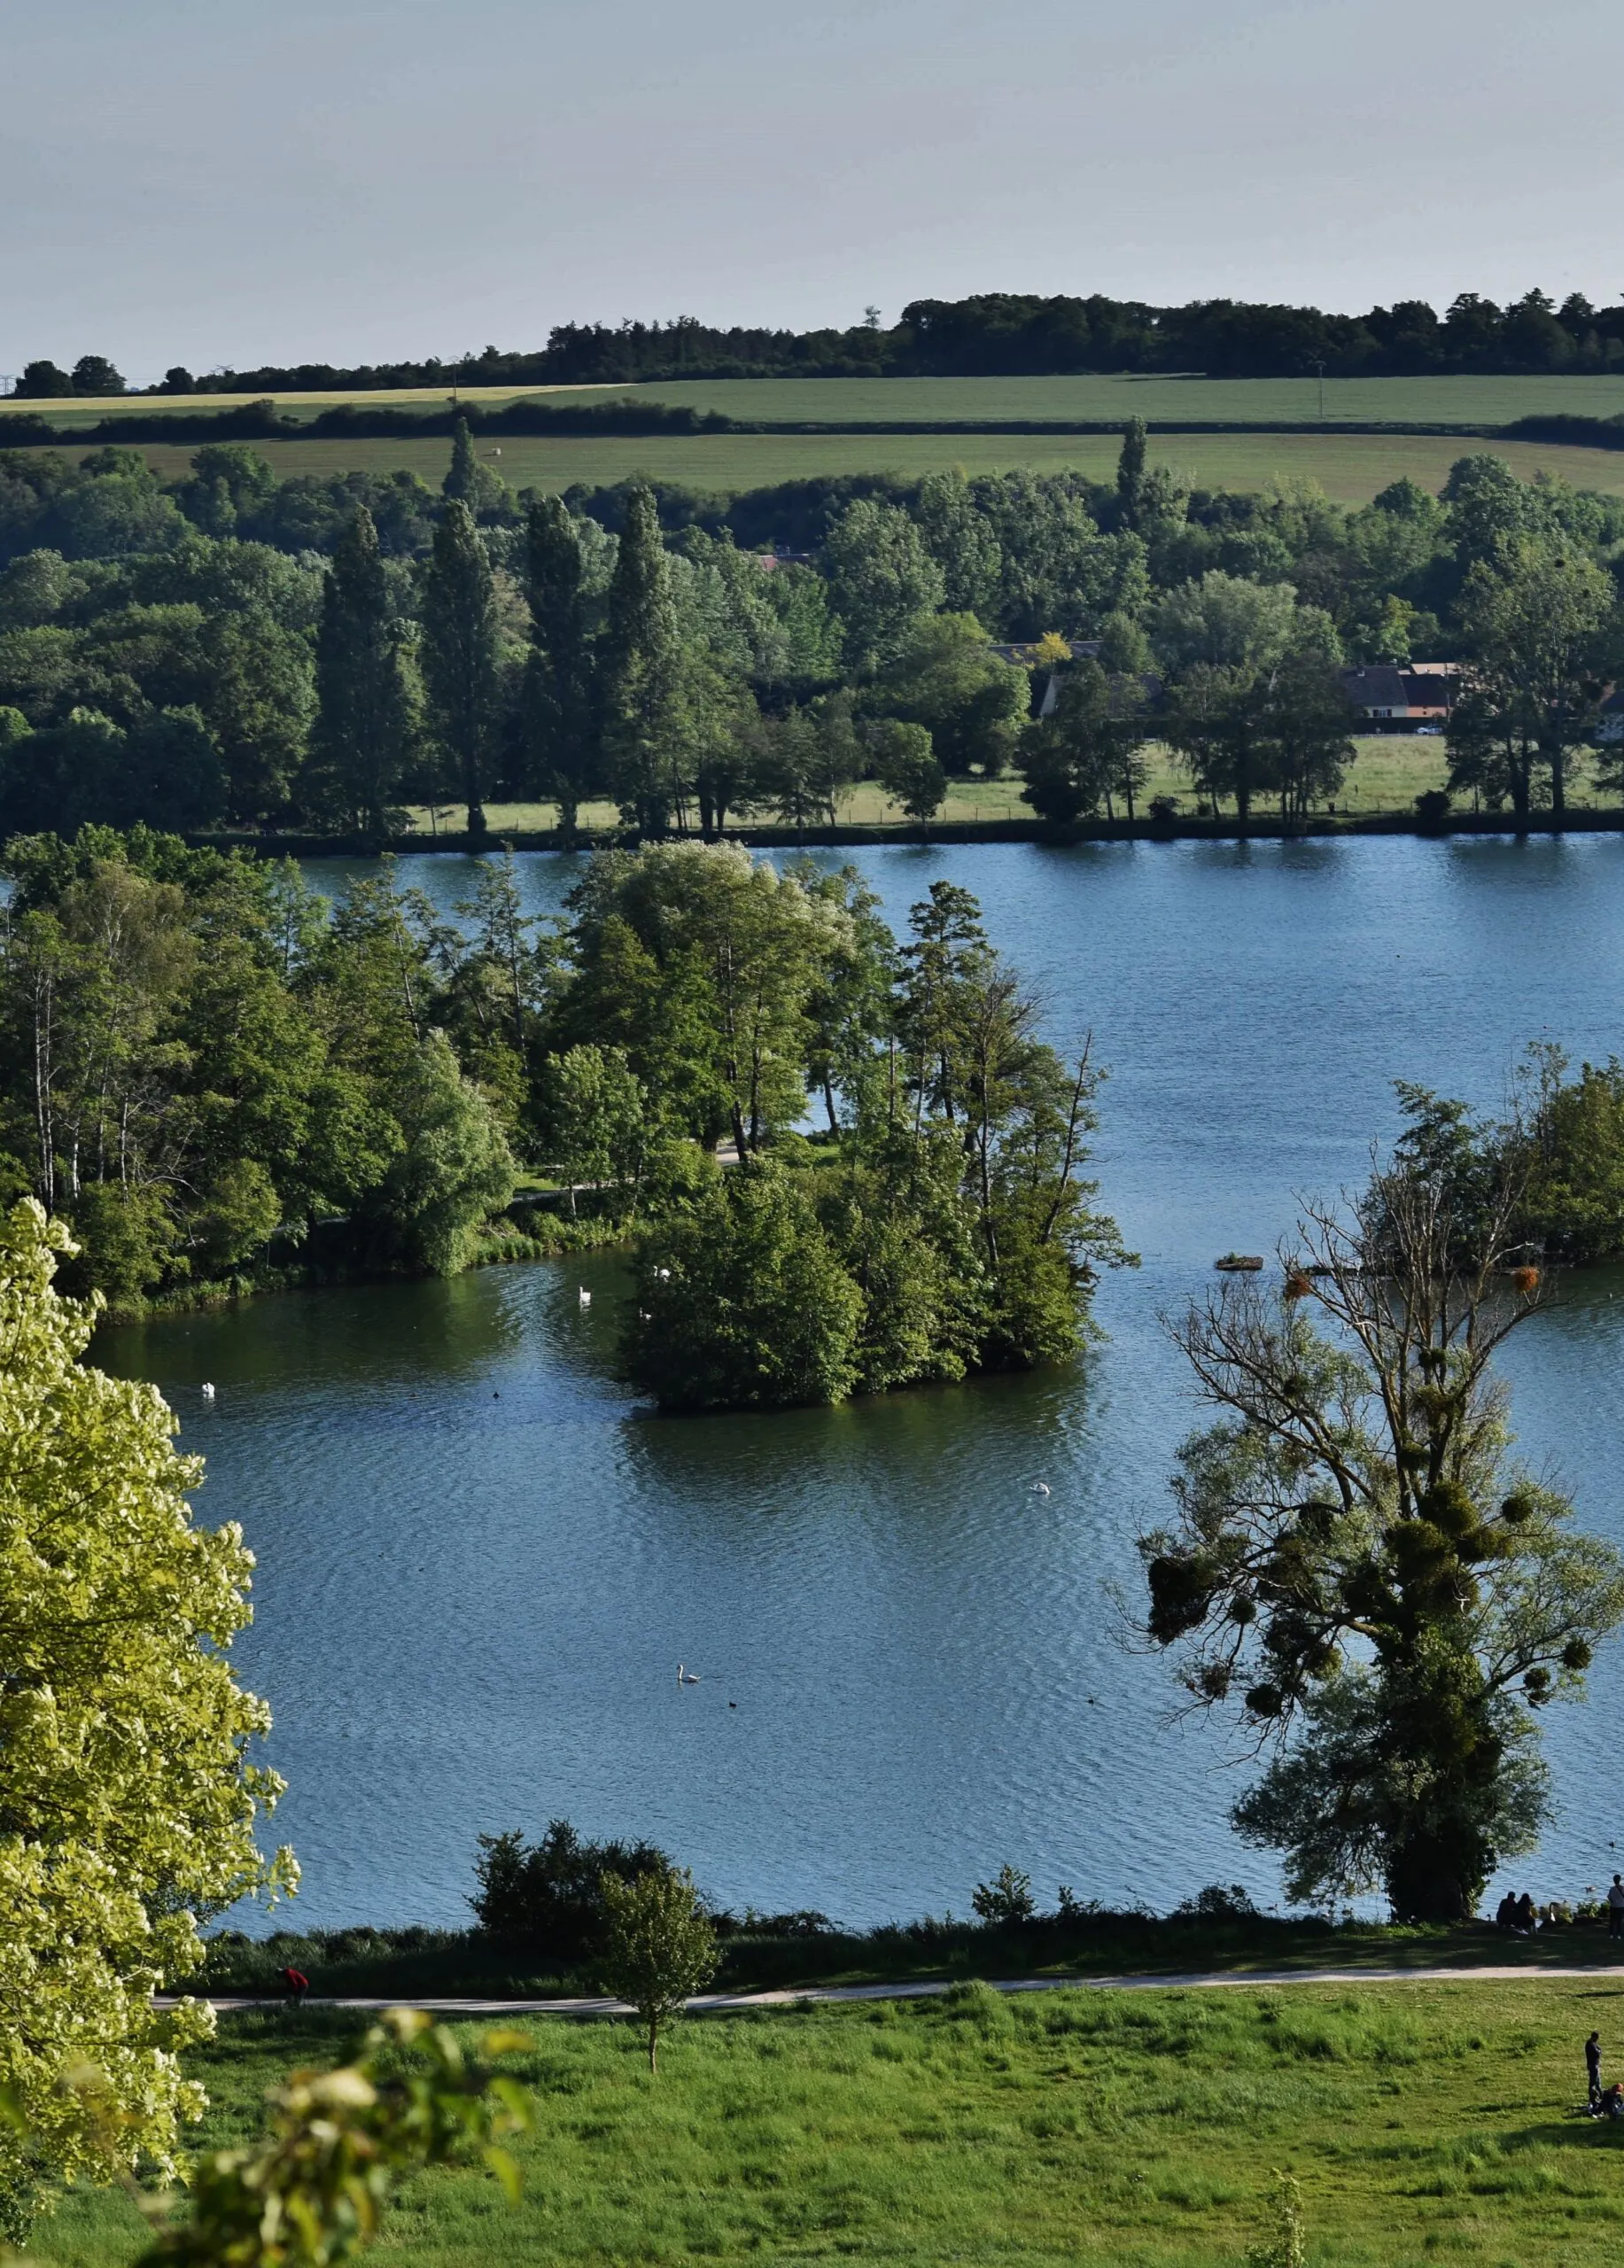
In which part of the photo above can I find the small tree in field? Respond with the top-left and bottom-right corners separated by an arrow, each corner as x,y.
597,1867 -> 719,2073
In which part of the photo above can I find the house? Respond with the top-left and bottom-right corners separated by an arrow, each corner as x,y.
1340,664 -> 1457,728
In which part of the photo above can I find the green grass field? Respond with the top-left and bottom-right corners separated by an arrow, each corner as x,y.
30,429 -> 1624,507
10,372 -> 1624,429
400,738 -> 1542,838
33,1982 -> 1624,2267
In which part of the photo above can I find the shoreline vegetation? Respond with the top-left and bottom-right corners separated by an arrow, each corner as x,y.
14,828 -> 1131,1389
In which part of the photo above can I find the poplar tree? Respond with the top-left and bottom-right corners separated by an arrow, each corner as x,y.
1115,417 -> 1148,531
600,481 -> 684,833
310,508 -> 413,839
522,495 -> 597,836
441,414 -> 503,516
422,500 -> 499,837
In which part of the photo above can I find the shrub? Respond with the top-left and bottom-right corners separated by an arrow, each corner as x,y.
470,1821 -> 670,1961
971,1863 -> 1037,1925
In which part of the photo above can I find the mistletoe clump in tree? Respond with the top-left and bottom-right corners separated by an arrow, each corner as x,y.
1139,1091 -> 1624,1923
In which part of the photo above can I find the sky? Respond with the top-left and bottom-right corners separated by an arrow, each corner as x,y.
4,0 -> 1622,384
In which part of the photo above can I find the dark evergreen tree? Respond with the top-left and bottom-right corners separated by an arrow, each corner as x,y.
1115,417 -> 1148,532
309,508 -> 414,839
441,416 -> 504,516
600,480 -> 683,833
422,500 -> 499,837
522,495 -> 597,837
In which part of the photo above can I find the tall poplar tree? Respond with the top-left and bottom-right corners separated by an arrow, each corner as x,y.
309,508 -> 413,839
600,480 -> 684,833
422,499 -> 499,837
522,495 -> 596,837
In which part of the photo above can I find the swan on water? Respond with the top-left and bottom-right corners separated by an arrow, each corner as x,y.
1030,1480 -> 1050,1495
201,1383 -> 216,1399
677,1664 -> 701,1684
578,1287 -> 592,1309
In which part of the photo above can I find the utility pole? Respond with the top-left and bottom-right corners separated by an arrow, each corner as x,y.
1313,359 -> 1326,421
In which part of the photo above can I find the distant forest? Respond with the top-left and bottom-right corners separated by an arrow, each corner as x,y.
16,290 -> 1624,398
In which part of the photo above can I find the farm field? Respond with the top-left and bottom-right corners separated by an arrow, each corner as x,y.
9,372 -> 1624,428
34,1982 -> 1624,2268
399,738 -> 1593,837
28,430 -> 1624,504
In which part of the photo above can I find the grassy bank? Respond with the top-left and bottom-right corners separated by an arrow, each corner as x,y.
25,428 -> 1624,502
36,1981 -> 1624,2266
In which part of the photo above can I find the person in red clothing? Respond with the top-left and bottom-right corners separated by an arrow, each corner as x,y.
278,1965 -> 309,2004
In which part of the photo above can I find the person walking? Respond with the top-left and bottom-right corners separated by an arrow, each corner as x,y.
278,1964 -> 309,2007
1607,1875 -> 1624,1941
1588,2031 -> 1603,2109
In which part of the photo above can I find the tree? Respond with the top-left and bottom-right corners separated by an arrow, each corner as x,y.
309,509 -> 414,839
596,1866 -> 720,2073
421,500 -> 499,837
1456,536 -> 1616,819
1162,664 -> 1272,819
441,416 -> 506,517
471,1821 -> 669,1959
15,361 -> 73,399
546,1043 -> 647,1216
521,496 -> 597,836
1115,417 -> 1148,531
872,612 -> 1028,776
1138,1098 -> 1624,1921
913,470 -> 1004,619
626,1159 -> 865,1411
1151,572 -> 1300,675
599,481 -> 684,834
71,354 -> 124,396
0,1198 -> 294,2235
822,499 -> 946,676
1259,650 -> 1357,815
197,608 -> 315,821
870,718 -> 945,825
369,1031 -> 517,1275
1018,657 -> 1148,824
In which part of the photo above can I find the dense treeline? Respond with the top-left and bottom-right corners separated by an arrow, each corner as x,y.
2,420 -> 1621,838
0,827 -> 1125,1404
19,286 -> 1624,395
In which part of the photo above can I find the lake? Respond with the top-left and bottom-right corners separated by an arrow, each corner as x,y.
95,835 -> 1624,1931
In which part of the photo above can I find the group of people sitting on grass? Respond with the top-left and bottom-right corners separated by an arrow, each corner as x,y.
1494,1872 -> 1624,1937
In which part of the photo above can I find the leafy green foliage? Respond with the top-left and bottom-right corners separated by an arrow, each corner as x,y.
0,1199 -> 293,2225
131,2009 -> 532,2266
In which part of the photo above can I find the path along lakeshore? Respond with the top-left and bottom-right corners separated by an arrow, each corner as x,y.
168,1966 -> 1624,2021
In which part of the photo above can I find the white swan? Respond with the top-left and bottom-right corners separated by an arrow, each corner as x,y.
1030,1480 -> 1050,1495
677,1663 -> 701,1685
578,1287 -> 592,1309
201,1383 -> 216,1399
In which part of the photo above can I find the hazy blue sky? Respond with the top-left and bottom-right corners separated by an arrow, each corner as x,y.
4,0 -> 1621,382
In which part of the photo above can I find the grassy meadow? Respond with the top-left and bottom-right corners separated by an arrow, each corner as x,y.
10,371 -> 1624,428
23,428 -> 1624,505
399,737 -> 1507,837
34,1981 -> 1624,2267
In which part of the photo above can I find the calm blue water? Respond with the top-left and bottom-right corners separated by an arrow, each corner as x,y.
95,836 -> 1624,1930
